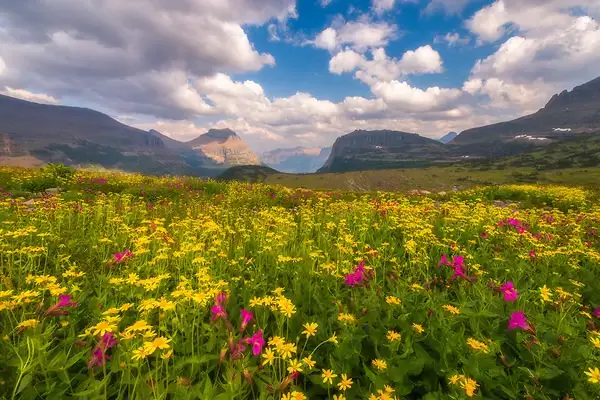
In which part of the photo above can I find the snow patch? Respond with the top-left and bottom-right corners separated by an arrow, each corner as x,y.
514,135 -> 549,141
553,128 -> 572,132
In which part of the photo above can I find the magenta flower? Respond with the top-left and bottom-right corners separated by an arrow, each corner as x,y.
215,292 -> 228,306
344,261 -> 368,287
88,348 -> 109,368
501,281 -> 519,302
529,250 -> 536,259
88,332 -> 117,368
246,330 -> 265,356
113,249 -> 133,263
508,311 -> 530,331
240,309 -> 254,331
481,232 -> 488,239
451,264 -> 467,280
45,293 -> 77,316
211,304 -> 227,322
594,308 -> 600,318
437,254 -> 450,268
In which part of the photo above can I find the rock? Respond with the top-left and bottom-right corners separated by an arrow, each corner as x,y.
418,190 -> 431,195
438,191 -> 447,196
45,188 -> 60,195
23,199 -> 36,206
406,190 -> 419,196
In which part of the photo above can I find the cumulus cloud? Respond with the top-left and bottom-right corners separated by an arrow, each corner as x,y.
424,0 -> 473,15
329,45 -> 443,85
434,32 -> 471,46
372,0 -> 396,14
311,16 -> 398,52
0,87 -> 60,104
465,1 -> 600,112
0,0 -> 293,118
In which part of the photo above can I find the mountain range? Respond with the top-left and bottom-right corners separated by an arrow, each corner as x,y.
1,74 -> 599,176
318,75 -> 600,172
0,94 -> 260,177
261,147 -> 331,173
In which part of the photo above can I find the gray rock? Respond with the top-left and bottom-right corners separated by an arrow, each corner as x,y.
45,188 -> 60,195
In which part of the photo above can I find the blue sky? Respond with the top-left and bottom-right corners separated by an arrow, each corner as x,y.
1,0 -> 599,152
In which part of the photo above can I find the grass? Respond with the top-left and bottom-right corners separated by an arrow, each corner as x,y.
1,166 -> 600,399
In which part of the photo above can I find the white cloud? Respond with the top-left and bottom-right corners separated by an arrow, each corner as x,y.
0,0 -> 292,118
0,57 -> 5,76
463,0 -> 600,115
329,45 -> 444,86
434,32 -> 471,46
424,0 -> 472,15
311,16 -> 398,52
371,80 -> 462,112
0,87 -> 60,104
372,0 -> 396,14
320,0 -> 333,6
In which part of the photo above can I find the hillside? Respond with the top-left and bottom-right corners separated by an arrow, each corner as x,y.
318,129 -> 448,173
438,131 -> 457,144
218,165 -> 280,182
454,76 -> 600,145
186,129 -> 261,166
0,95 -> 258,177
261,146 -> 331,173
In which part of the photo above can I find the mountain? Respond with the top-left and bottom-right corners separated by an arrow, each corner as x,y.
454,76 -> 600,145
186,129 -> 261,166
261,146 -> 332,173
438,131 -> 457,144
318,130 -> 448,173
0,94 -> 259,176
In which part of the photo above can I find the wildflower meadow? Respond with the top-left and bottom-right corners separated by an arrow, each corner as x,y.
1,165 -> 600,399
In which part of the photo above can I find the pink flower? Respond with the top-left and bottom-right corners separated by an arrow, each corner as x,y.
593,308 -> 600,318
240,309 -> 253,331
88,332 -> 117,368
215,292 -> 228,306
344,261 -> 367,287
45,294 -> 77,316
437,254 -> 450,268
529,250 -> 536,259
245,330 -> 265,356
88,348 -> 109,368
501,281 -> 519,302
508,311 -> 530,331
113,249 -> 133,263
481,232 -> 488,239
211,304 -> 227,322
451,264 -> 467,280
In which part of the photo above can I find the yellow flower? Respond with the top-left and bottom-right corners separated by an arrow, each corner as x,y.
102,307 -> 120,316
302,355 -> 316,369
449,374 -> 463,385
290,392 -> 306,400
262,348 -> 275,366
125,320 -> 152,332
540,285 -> 552,302
386,330 -> 401,342
119,303 -> 133,311
161,349 -> 173,359
591,337 -> 600,349
156,297 -> 176,311
287,359 -> 303,374
412,323 -> 424,334
268,335 -> 284,348
372,359 -> 387,371
322,369 -> 338,385
442,304 -> 461,315
275,342 -> 297,360
120,331 -> 136,340
272,287 -> 285,296
466,338 -> 490,353
132,346 -> 151,361
386,296 -> 401,305
329,333 -> 339,345
337,313 -> 355,323
144,337 -> 171,353
17,319 -> 39,330
333,395 -> 346,400
585,367 -> 600,384
337,374 -> 353,391
302,322 -> 318,338
460,377 -> 478,397
92,321 -> 117,336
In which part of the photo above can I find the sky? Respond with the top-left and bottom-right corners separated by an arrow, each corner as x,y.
1,0 -> 600,153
